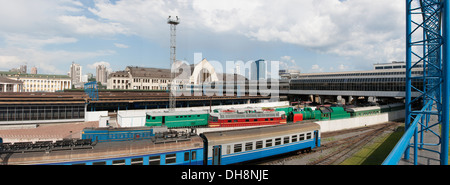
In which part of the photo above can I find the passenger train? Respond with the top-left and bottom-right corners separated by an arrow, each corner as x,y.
145,109 -> 287,128
144,103 -> 404,128
0,122 -> 320,165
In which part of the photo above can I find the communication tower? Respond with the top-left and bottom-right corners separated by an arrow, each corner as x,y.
168,16 -> 180,111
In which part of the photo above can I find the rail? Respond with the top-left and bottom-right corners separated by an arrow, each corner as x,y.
382,101 -> 432,165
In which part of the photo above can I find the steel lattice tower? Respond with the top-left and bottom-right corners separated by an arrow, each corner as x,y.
403,0 -> 449,165
168,16 -> 180,111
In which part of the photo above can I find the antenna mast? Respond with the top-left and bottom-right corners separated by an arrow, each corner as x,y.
168,16 -> 180,111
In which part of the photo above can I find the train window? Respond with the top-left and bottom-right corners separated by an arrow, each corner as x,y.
265,118 -> 268,121
234,144 -> 242,153
275,138 -> 281,145
246,119 -> 249,122
284,136 -> 290,144
192,151 -> 197,160
270,118 -> 274,121
256,141 -> 263,149
226,145 -> 231,154
254,119 -> 258,121
72,163 -> 86,165
131,158 -> 143,165
93,161 -> 106,165
292,135 -> 298,142
306,133 -> 312,140
266,139 -> 272,147
149,156 -> 161,165
299,134 -> 305,141
152,117 -> 155,120
197,115 -> 200,117
176,116 -> 179,118
228,120 -> 232,123
184,152 -> 190,161
166,154 -> 177,164
234,120 -> 238,122
112,159 -> 126,165
146,115 -> 151,119
245,142 -> 253,151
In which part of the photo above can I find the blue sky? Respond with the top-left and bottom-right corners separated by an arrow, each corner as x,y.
0,0 -> 405,76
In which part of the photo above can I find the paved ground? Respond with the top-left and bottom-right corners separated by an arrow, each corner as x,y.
398,114 -> 441,165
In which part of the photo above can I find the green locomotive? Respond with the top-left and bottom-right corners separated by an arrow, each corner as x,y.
145,110 -> 209,128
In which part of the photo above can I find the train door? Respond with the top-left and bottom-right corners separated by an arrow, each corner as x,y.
162,116 -> 166,126
212,145 -> 222,165
314,131 -> 320,147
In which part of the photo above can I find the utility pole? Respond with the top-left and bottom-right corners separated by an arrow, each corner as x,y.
168,16 -> 180,111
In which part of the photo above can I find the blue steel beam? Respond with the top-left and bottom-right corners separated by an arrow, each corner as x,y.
441,0 -> 449,165
384,0 -> 448,165
383,101 -> 431,165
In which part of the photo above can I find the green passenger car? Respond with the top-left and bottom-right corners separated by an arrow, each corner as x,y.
145,110 -> 209,128
346,106 -> 381,117
329,107 -> 351,120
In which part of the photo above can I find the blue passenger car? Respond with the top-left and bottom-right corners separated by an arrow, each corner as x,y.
1,132 -> 203,165
200,122 -> 320,165
81,126 -> 167,143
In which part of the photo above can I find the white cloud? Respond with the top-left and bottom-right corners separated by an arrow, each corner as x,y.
87,61 -> 114,73
58,15 -> 131,36
3,34 -> 78,48
72,0 -> 405,64
310,64 -> 324,73
0,0 -> 406,74
114,43 -> 130,49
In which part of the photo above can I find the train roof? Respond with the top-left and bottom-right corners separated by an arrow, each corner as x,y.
346,106 -> 381,112
209,110 -> 285,119
82,126 -> 167,132
146,110 -> 209,117
201,122 -> 320,146
1,135 -> 203,165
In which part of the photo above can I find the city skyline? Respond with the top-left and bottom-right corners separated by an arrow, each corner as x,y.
0,0 -> 405,76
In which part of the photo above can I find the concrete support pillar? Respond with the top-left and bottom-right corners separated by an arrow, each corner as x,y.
348,96 -> 353,104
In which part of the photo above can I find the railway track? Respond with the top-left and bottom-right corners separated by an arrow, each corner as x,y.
308,123 -> 396,165
252,122 -> 401,165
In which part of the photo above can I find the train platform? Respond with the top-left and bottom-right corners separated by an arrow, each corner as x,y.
0,121 -> 98,143
397,114 -> 441,165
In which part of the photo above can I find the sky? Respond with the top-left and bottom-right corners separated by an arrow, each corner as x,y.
0,0 -> 405,76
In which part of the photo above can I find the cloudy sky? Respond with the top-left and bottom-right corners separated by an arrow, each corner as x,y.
0,0 -> 405,75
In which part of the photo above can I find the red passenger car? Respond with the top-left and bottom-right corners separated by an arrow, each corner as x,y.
208,110 -> 287,127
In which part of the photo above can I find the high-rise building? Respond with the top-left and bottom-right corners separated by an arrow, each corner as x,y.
96,64 -> 108,85
19,65 -> 27,74
69,62 -> 82,85
251,59 -> 266,80
30,67 -> 37,74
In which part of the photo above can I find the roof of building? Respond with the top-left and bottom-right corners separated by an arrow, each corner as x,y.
0,77 -> 23,84
126,66 -> 172,78
0,71 -> 70,79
